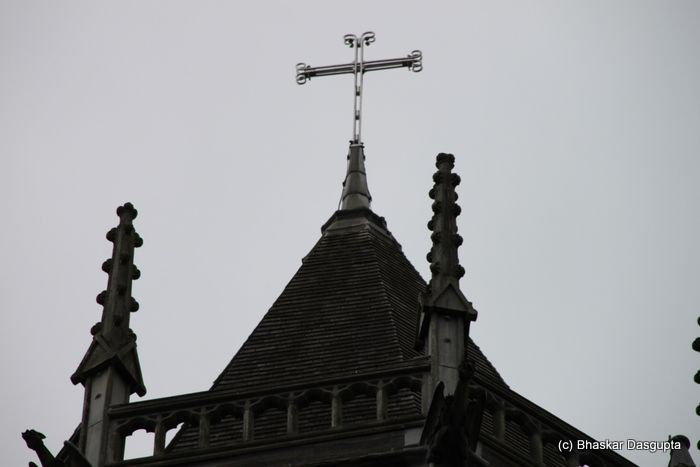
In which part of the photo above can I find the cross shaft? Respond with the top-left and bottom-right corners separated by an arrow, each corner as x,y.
296,32 -> 422,144
297,54 -> 422,80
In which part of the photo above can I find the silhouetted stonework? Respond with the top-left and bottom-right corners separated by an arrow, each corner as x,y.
25,154 -> 644,467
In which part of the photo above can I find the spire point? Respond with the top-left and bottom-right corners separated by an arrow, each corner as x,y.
296,34 -> 422,212
339,142 -> 372,211
436,152 -> 455,167
116,201 -> 138,219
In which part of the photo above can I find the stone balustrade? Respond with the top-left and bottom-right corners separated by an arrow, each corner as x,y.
103,364 -> 621,466
477,380 -> 612,467
106,365 -> 428,463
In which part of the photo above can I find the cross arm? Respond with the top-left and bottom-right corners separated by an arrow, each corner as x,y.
296,50 -> 422,85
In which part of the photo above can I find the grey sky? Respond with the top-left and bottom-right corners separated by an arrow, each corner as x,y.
1,1 -> 698,465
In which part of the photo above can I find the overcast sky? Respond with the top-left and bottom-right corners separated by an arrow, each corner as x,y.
2,2 -> 699,466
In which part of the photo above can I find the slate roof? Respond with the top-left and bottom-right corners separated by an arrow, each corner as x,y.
209,208 -> 506,395
170,209 -> 506,451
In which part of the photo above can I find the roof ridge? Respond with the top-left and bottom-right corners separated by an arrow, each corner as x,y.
467,337 -> 508,387
363,226 -> 410,364
365,223 -> 426,361
209,221 -> 418,392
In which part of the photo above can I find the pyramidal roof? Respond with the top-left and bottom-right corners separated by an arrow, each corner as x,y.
209,143 -> 506,396
210,208 -> 506,395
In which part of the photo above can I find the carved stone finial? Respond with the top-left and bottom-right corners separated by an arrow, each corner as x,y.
668,435 -> 696,467
71,203 -> 146,397
417,154 -> 478,396
116,202 -> 138,220
421,154 -> 476,323
425,153 -> 464,294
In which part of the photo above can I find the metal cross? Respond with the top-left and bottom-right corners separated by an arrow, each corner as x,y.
296,32 -> 422,144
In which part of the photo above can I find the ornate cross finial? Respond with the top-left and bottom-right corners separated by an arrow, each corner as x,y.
296,32 -> 422,144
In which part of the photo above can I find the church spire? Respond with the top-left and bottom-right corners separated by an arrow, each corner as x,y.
339,142 -> 371,210
71,202 -> 145,466
296,33 -> 421,213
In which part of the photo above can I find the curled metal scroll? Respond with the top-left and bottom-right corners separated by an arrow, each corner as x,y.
361,31 -> 376,47
296,62 -> 309,85
343,34 -> 357,47
409,50 -> 423,72
344,31 -> 375,48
